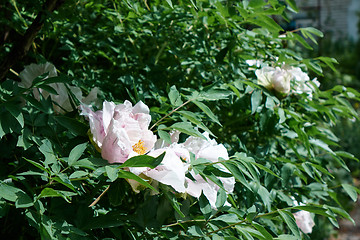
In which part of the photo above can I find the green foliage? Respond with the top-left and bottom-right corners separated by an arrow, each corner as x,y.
0,0 -> 359,239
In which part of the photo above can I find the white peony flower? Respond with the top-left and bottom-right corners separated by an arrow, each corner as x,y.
19,62 -> 99,113
255,66 -> 292,95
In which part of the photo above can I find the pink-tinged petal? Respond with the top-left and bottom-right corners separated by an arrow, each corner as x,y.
293,210 -> 315,234
80,105 -> 105,147
82,100 -> 156,163
101,122 -> 132,163
102,101 -> 116,134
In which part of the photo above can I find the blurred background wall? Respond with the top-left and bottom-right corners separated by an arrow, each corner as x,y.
294,0 -> 360,41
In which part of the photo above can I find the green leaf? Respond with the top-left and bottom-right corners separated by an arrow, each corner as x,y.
68,143 -> 87,166
105,166 -> 119,182
252,162 -> 282,179
163,190 -> 185,218
342,184 -> 358,202
170,122 -> 206,139
326,206 -> 355,225
292,205 -> 333,218
278,210 -> 300,239
309,138 -> 334,154
199,193 -> 212,220
5,101 -> 24,128
117,170 -> 158,193
0,183 -> 22,202
199,88 -> 232,101
39,139 -> 57,167
303,27 -> 324,37
258,185 -> 271,212
249,0 -> 267,8
251,90 -> 262,114
24,158 -> 50,174
15,192 -> 34,208
335,151 -> 359,161
178,110 -> 215,136
235,226 -> 255,240
285,0 -> 298,12
193,100 -> 221,126
165,0 -> 173,8
168,85 -> 183,107
53,116 -> 88,136
303,59 -> 323,75
275,235 -> 298,240
215,188 -> 227,209
69,170 -> 88,179
158,129 -> 172,145
120,152 -> 165,169
37,188 -> 76,203
252,222 -> 273,240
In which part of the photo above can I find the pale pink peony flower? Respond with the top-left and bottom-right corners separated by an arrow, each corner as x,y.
81,100 -> 157,164
293,210 -> 315,234
19,62 -> 99,113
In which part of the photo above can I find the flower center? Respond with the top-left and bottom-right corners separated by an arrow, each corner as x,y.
132,140 -> 147,155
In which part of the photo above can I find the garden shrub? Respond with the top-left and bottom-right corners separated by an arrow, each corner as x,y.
1,0 -> 359,239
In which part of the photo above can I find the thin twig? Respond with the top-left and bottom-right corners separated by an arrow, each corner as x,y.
150,99 -> 192,130
88,185 -> 110,207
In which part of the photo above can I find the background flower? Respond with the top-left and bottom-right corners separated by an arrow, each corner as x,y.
293,210 -> 315,234
19,62 -> 98,113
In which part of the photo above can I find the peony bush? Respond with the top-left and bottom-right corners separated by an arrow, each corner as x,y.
1,0 -> 360,239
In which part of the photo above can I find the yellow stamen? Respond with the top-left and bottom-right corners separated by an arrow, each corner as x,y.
132,140 -> 147,155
